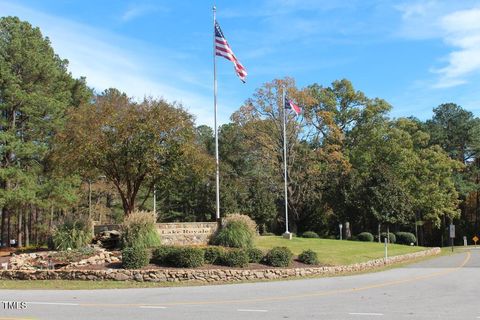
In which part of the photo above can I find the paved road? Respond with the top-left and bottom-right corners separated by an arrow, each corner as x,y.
0,249 -> 478,320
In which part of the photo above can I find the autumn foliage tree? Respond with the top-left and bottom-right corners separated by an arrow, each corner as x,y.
56,89 -> 208,215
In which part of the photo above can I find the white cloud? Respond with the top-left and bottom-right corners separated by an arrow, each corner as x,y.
120,4 -> 167,22
396,2 -> 480,88
434,8 -> 480,88
0,1 -> 219,126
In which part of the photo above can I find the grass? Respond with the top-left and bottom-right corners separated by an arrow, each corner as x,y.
255,236 -> 426,265
0,280 -> 203,290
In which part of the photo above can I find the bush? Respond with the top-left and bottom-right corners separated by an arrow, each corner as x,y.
121,211 -> 160,249
212,220 -> 255,249
224,214 -> 258,235
218,248 -> 249,268
168,247 -> 205,268
298,249 -> 319,265
301,231 -> 319,238
246,248 -> 264,263
395,232 -> 416,245
264,247 -> 293,267
381,232 -> 396,244
203,246 -> 225,264
357,232 -> 374,242
52,221 -> 91,250
151,246 -> 176,265
122,246 -> 150,269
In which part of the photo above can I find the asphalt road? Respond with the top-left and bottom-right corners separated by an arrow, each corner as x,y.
0,248 -> 478,320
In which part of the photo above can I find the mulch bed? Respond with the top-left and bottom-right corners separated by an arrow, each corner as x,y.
1,248 -> 324,271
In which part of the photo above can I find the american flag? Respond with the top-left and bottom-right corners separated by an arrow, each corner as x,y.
215,21 -> 247,83
285,97 -> 302,116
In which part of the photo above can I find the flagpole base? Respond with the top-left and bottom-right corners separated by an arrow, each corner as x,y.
282,232 -> 293,240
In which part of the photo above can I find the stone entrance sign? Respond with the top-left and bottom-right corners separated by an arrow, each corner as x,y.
157,222 -> 218,245
93,222 -> 218,246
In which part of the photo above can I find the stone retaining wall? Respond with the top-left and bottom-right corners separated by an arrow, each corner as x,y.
0,248 -> 440,282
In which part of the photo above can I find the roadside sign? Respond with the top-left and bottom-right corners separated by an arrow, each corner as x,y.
449,224 -> 455,238
473,235 -> 479,245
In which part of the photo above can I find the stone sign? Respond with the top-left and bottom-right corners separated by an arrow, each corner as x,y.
157,222 -> 218,245
93,222 -> 218,246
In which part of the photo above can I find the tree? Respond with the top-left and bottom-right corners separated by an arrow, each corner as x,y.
230,77 -> 320,232
57,89 -> 205,215
0,17 -> 86,246
426,103 -> 480,242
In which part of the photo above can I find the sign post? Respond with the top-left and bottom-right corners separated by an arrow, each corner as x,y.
449,224 -> 455,252
473,235 -> 479,248
339,224 -> 343,241
384,238 -> 388,264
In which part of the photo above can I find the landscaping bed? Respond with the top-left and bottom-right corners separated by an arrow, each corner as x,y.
0,248 -> 441,283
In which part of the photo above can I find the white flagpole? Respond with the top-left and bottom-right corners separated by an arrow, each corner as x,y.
282,87 -> 290,237
213,6 -> 220,222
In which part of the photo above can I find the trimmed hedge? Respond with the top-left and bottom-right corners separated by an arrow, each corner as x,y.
357,232 -> 374,242
169,247 -> 205,268
246,248 -> 264,263
298,249 -> 318,265
395,232 -> 416,245
151,246 -> 205,268
151,246 -> 176,265
302,231 -> 319,238
380,232 -> 396,244
218,248 -> 249,268
122,246 -> 150,269
264,247 -> 293,267
203,246 -> 225,264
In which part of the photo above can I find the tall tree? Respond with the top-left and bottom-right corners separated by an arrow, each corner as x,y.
56,89 -> 206,216
0,17 -> 85,246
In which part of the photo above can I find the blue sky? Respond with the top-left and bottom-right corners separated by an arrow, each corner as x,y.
2,0 -> 480,126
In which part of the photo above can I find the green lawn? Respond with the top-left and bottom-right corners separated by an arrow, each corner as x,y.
255,236 -> 426,265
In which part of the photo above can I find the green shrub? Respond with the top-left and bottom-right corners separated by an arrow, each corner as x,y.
298,249 -> 319,265
218,248 -> 249,268
224,214 -> 258,235
264,247 -> 293,267
168,247 -> 205,268
122,246 -> 150,269
151,246 -> 176,265
121,211 -> 160,249
52,221 -> 91,250
301,231 -> 319,238
246,248 -> 264,263
381,232 -> 396,244
395,232 -> 416,245
203,246 -> 224,264
212,220 -> 254,249
357,232 -> 374,242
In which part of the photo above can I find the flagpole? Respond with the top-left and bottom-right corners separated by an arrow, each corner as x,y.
282,86 -> 291,238
213,5 -> 220,222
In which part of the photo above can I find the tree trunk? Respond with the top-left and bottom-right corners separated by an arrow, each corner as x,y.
49,206 -> 54,230
0,208 -> 5,247
17,209 -> 23,248
378,223 -> 381,243
23,206 -> 32,247
7,209 -> 11,247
